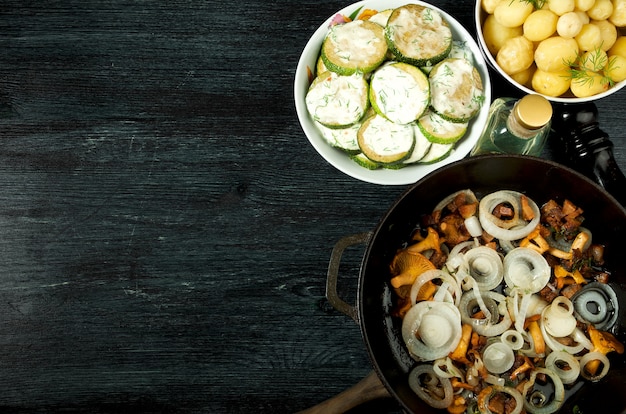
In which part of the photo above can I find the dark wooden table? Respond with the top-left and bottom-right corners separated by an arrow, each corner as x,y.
1,1 -> 625,413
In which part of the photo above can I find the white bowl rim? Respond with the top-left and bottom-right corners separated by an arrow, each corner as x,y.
474,0 -> 626,104
294,0 -> 492,186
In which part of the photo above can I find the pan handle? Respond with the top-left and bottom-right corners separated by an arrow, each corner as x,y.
296,370 -> 390,414
326,232 -> 372,323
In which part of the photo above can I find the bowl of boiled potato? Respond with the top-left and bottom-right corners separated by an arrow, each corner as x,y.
476,0 -> 626,102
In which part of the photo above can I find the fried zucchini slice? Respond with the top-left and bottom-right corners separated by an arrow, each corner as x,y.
429,58 -> 485,123
357,113 -> 415,164
417,110 -> 468,144
369,62 -> 430,125
321,20 -> 387,75
305,71 -> 369,128
385,4 -> 452,67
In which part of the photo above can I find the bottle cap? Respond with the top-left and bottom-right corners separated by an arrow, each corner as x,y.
514,94 -> 553,130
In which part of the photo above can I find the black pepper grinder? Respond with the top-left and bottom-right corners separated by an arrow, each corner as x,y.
551,102 -> 626,207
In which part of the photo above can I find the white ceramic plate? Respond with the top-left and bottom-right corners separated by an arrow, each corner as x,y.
294,0 -> 492,185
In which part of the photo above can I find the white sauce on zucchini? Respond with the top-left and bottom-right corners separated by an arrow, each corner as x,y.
371,64 -> 429,125
404,125 -> 432,163
330,20 -> 383,63
362,115 -> 414,156
316,121 -> 360,152
391,7 -> 450,56
368,9 -> 392,27
306,72 -> 367,126
430,59 -> 483,120
419,111 -> 467,139
449,40 -> 474,64
420,142 -> 453,163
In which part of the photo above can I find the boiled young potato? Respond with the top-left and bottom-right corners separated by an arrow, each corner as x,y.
481,0 -> 626,98
534,36 -> 579,72
611,0 -> 626,26
548,0 -> 575,16
484,14 -> 523,54
497,36 -> 534,75
588,0 -> 614,21
606,54 -> 626,81
570,70 -> 610,96
575,23 -> 603,51
593,19 -> 618,51
524,10 -> 558,41
557,12 -> 583,37
610,36 -> 626,57
494,0 -> 534,27
532,69 -> 571,96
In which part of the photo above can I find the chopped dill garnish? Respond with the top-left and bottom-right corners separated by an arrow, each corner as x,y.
580,48 -> 608,72
519,0 -> 547,9
565,46 -> 615,88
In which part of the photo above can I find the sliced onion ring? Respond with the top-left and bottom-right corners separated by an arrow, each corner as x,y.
482,341 -> 515,374
571,282 -> 619,330
510,291 -> 534,332
542,296 -> 577,338
446,240 -> 476,273
459,290 -> 512,337
465,215 -> 483,238
479,385 -> 524,414
539,318 -> 587,355
463,246 -> 504,291
410,269 -> 461,306
545,350 -> 580,384
570,327 -> 593,351
402,301 -> 462,361
498,225 -> 528,253
518,330 -> 540,357
433,189 -> 478,214
503,247 -> 551,293
433,356 -> 463,379
408,364 -> 454,409
501,329 -> 524,350
478,190 -> 540,241
580,351 -> 611,381
522,368 -> 565,414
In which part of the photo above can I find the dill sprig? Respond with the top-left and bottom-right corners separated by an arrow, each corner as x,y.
565,47 -> 615,88
519,0 -> 547,9
580,48 -> 608,72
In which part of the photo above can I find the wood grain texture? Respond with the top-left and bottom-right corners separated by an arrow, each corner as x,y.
0,0 -> 625,413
